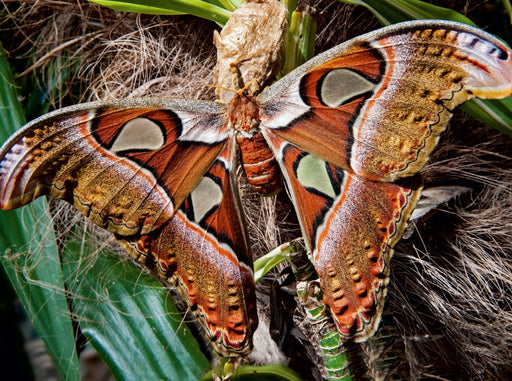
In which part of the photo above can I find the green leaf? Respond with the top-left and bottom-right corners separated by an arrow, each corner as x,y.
463,97 -> 512,137
339,0 -> 475,26
89,0 -> 232,25
281,5 -> 317,76
502,0 -> 512,24
201,364 -> 303,381
254,241 -> 304,283
213,0 -> 241,11
0,42 -> 81,381
229,364 -> 303,381
61,237 -> 210,381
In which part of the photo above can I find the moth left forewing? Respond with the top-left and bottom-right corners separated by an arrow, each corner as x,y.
263,133 -> 421,340
119,140 -> 257,357
0,93 -> 260,357
259,20 -> 512,182
0,98 -> 228,236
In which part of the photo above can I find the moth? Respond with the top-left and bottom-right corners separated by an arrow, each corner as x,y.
1,20 -> 512,358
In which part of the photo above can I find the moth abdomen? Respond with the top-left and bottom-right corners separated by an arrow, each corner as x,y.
236,132 -> 282,195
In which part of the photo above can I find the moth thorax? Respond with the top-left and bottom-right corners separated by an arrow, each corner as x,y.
236,132 -> 282,195
227,93 -> 261,134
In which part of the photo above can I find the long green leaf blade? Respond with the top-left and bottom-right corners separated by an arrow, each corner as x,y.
213,0 -> 240,11
340,0 -> 475,25
504,0 -> 512,24
89,0 -> 232,25
0,42 -> 81,381
463,98 -> 512,136
281,5 -> 317,76
62,237 -> 210,381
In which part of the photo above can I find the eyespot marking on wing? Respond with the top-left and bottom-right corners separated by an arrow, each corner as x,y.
110,117 -> 165,153
319,69 -> 377,107
189,176 -> 223,223
296,154 -> 336,199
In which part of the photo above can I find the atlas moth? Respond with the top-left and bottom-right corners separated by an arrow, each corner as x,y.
1,19 -> 512,360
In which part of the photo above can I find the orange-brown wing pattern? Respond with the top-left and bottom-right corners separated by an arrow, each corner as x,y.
259,21 -> 512,341
0,97 -> 259,357
260,21 -> 512,182
0,98 -> 228,236
120,141 -> 257,357
263,133 -> 421,341
2,20 -> 512,360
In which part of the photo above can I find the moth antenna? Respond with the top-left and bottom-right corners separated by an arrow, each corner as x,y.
238,78 -> 260,95
206,84 -> 239,94
207,78 -> 259,96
